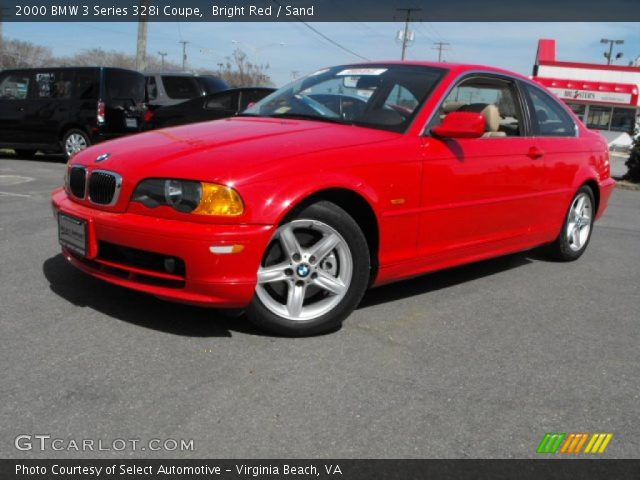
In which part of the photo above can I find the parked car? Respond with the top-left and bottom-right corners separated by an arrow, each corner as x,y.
145,87 -> 275,129
145,72 -> 228,107
52,62 -> 615,336
0,67 -> 145,158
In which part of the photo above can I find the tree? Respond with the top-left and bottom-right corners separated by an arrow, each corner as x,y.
55,48 -> 136,69
0,39 -> 53,69
217,48 -> 273,87
624,121 -> 640,182
54,48 -> 182,72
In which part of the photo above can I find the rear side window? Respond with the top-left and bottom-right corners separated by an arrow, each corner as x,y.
74,70 -> 99,99
162,76 -> 201,100
105,70 -> 145,103
34,71 -> 74,99
0,73 -> 31,100
524,84 -> 576,137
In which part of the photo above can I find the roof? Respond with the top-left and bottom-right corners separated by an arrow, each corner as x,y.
344,60 -> 532,81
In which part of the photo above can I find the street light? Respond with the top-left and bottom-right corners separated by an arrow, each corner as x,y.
601,38 -> 624,65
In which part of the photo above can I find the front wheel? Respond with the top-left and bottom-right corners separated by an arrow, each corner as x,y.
545,185 -> 595,261
246,201 -> 370,336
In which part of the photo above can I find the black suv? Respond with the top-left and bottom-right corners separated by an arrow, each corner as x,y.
0,67 -> 146,158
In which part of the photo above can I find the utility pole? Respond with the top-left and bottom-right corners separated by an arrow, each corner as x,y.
0,7 -> 9,69
135,0 -> 150,71
396,8 -> 421,60
158,51 -> 167,71
179,40 -> 189,71
601,38 -> 624,65
433,41 -> 450,62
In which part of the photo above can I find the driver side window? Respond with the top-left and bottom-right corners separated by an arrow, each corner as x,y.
432,76 -> 523,138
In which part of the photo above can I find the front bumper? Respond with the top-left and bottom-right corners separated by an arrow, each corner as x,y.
52,188 -> 275,308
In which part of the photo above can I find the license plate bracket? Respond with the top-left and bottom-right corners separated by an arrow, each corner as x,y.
58,213 -> 87,257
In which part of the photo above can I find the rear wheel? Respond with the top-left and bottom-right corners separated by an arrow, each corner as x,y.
246,201 -> 370,336
546,185 -> 595,261
62,129 -> 91,158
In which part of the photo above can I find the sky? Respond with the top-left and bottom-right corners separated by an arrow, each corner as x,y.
4,22 -> 640,85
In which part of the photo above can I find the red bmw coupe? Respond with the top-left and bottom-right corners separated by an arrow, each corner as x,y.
51,62 -> 615,336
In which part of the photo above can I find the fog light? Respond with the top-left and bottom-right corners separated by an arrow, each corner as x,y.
164,257 -> 176,273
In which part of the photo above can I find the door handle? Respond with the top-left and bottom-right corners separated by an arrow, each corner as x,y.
16,107 -> 25,112
527,146 -> 545,159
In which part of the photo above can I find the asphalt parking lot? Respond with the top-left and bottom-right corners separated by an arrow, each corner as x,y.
1,154 -> 639,459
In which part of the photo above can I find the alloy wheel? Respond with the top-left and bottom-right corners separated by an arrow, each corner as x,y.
566,192 -> 592,252
256,219 -> 353,321
65,133 -> 88,157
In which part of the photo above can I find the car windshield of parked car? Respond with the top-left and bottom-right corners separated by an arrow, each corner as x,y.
242,64 -> 445,133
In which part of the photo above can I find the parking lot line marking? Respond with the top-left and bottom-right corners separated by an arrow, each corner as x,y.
0,191 -> 31,198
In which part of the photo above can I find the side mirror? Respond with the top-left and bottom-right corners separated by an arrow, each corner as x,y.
431,111 -> 486,139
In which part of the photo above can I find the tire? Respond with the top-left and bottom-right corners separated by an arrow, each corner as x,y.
14,149 -> 36,158
545,185 -> 595,261
62,129 -> 91,158
246,201 -> 370,336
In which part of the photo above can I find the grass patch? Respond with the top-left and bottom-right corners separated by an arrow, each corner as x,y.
615,180 -> 640,192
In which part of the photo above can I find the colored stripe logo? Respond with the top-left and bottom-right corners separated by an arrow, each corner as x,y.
537,433 -> 613,454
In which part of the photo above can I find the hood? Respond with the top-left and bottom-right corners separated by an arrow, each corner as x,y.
75,117 -> 399,185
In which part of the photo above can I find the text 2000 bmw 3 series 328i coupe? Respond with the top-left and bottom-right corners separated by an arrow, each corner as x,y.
51,62 -> 615,336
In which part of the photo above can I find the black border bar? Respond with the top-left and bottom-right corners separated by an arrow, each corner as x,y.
2,459 -> 640,480
3,0 -> 640,22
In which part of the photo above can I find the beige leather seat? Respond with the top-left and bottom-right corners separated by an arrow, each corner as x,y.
480,104 -> 506,137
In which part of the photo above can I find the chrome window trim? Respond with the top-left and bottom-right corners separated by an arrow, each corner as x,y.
88,170 -> 123,207
419,69 -> 579,139
67,164 -> 87,199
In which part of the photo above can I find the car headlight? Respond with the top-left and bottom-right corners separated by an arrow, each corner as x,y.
132,179 -> 244,216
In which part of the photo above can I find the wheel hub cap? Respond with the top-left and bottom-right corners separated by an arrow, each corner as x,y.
296,263 -> 311,278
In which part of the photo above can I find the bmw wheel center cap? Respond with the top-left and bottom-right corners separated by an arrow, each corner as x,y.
296,264 -> 311,278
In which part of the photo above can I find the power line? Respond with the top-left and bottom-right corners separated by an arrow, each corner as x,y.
270,0 -> 369,61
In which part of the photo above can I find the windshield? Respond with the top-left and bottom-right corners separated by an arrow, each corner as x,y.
243,64 -> 445,132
